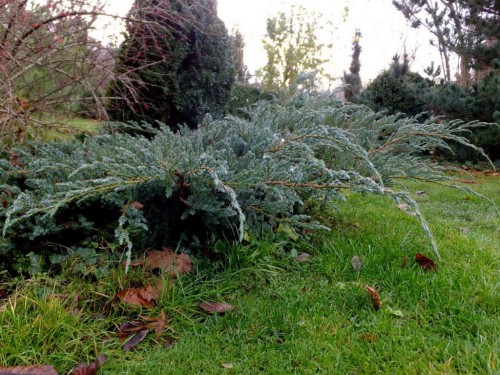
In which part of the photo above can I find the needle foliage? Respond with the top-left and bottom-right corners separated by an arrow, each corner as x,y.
0,95 -> 492,271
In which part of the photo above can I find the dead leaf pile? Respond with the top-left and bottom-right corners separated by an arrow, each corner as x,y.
116,247 -> 192,309
113,248 -> 194,351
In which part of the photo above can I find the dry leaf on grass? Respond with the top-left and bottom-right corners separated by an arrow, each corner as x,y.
70,355 -> 107,375
122,247 -> 192,277
366,286 -> 381,310
122,329 -> 149,351
144,247 -> 192,277
118,311 -> 168,351
294,252 -> 310,262
0,365 -> 59,375
117,285 -> 159,308
140,310 -> 168,340
221,363 -> 234,369
199,302 -> 234,315
415,253 -> 437,271
351,256 -> 362,271
397,203 -> 409,211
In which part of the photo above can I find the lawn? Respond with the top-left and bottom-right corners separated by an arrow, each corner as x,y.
35,116 -> 101,141
1,175 -> 498,374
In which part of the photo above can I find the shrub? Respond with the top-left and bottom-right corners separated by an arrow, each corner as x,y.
428,71 -> 500,161
357,70 -> 431,118
106,0 -> 234,129
0,95 -> 491,273
225,83 -> 276,117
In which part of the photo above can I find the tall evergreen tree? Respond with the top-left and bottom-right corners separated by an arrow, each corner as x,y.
231,29 -> 249,83
393,0 -> 500,86
343,29 -> 362,102
107,0 -> 234,129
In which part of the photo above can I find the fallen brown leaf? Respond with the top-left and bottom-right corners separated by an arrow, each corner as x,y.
117,285 -> 159,308
199,302 -> 234,315
140,310 -> 167,340
415,253 -> 437,271
366,286 -> 381,310
70,355 -> 107,375
117,320 -> 144,341
123,329 -> 149,351
294,252 -> 310,262
0,365 -> 59,375
144,247 -> 192,277
397,203 -> 409,211
351,255 -> 362,271
117,311 -> 168,351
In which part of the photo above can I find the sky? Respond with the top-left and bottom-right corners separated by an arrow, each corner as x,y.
103,0 -> 443,85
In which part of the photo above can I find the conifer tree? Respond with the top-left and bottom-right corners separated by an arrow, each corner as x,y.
107,0 -> 234,129
393,0 -> 499,86
343,29 -> 362,102
358,54 -> 431,117
231,29 -> 249,83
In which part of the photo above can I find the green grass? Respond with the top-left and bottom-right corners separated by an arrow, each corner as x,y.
1,176 -> 498,374
40,116 -> 100,141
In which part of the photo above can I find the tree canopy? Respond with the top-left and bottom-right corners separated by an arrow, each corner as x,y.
257,6 -> 331,94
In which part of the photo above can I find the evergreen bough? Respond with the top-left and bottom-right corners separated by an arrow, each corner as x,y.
1,95 -> 494,270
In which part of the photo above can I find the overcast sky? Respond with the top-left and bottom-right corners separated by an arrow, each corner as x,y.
104,0 -> 443,84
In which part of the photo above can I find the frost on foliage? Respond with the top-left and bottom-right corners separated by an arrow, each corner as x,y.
0,95 -> 492,260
